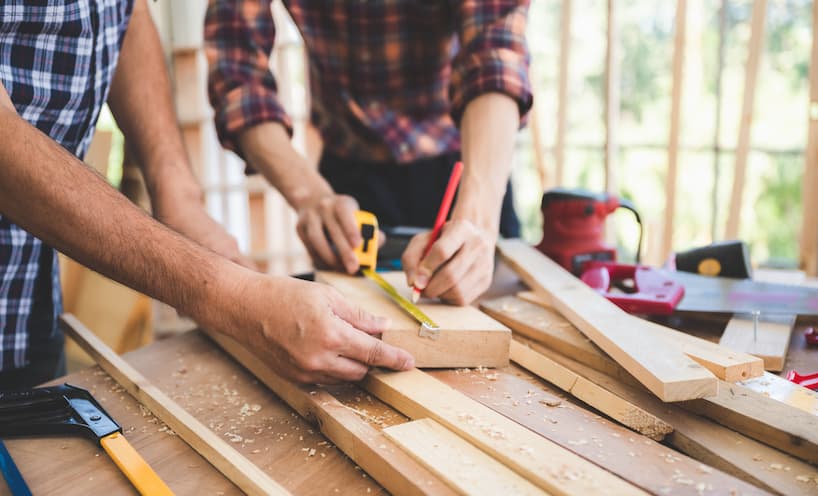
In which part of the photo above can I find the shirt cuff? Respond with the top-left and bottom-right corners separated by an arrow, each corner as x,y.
449,48 -> 533,127
213,85 -> 293,164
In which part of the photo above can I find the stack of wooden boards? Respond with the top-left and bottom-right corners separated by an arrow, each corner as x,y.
62,242 -> 816,494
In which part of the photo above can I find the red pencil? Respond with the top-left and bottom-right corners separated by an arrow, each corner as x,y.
411,161 -> 464,303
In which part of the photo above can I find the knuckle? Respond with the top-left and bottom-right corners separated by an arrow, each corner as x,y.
366,341 -> 384,366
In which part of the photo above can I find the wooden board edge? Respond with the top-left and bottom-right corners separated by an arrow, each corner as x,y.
510,338 -> 673,441
201,328 -> 457,496
59,314 -> 291,496
383,419 -> 546,496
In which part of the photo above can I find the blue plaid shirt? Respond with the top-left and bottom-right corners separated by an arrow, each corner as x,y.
0,0 -> 133,371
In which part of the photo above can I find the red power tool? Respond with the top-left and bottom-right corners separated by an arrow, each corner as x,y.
536,188 -> 643,274
535,188 -> 686,315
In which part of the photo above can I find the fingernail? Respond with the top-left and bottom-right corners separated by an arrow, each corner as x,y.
403,354 -> 415,370
375,316 -> 390,329
415,273 -> 428,290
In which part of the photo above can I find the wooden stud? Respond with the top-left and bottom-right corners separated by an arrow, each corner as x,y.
496,239 -> 718,401
383,419 -> 545,496
719,313 -> 794,371
604,0 -> 620,193
725,0 -> 767,240
202,328 -> 457,496
515,291 -> 764,382
530,101 -> 549,190
59,315 -> 291,496
662,0 -> 688,259
801,0 -> 818,276
511,338 -> 673,441
316,271 -> 511,368
482,294 -> 818,467
363,369 -> 647,495
554,0 -> 572,187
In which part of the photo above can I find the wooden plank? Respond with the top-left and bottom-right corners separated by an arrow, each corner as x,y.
604,0 -> 620,193
801,0 -> 818,276
530,99 -> 549,190
431,367 -> 767,495
202,328 -> 457,496
719,314 -> 794,371
362,369 -> 647,495
496,240 -> 717,401
740,372 -> 818,416
59,315 -> 290,496
383,419 -> 546,496
516,291 -> 764,382
725,0 -> 767,239
316,271 -> 510,368
482,295 -> 818,467
510,339 -> 673,441
663,0 -> 688,259
554,0 -> 572,187
537,349 -> 815,496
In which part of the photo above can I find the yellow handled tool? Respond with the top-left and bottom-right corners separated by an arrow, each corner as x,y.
353,211 -> 440,338
0,384 -> 173,495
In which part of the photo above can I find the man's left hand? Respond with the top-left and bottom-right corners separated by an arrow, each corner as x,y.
401,219 -> 495,305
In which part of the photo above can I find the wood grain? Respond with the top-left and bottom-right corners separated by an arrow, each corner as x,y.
511,338 -> 673,441
383,419 -> 546,496
719,314 -> 794,371
497,240 -> 718,401
60,315 -> 291,496
516,291 -> 764,382
316,271 -> 511,368
202,328 -> 457,496
483,296 -> 818,468
363,369 -> 647,495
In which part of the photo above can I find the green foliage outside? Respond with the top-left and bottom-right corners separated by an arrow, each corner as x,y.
517,0 -> 812,267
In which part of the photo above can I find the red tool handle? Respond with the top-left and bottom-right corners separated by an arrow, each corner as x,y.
785,370 -> 818,391
581,261 -> 685,315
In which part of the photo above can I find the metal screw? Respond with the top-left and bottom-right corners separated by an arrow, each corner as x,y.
90,414 -> 101,421
751,310 -> 761,343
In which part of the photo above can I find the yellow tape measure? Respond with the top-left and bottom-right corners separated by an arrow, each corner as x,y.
354,211 -> 440,338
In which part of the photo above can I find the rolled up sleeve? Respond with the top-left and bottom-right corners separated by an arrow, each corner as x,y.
205,0 -> 292,157
449,0 -> 533,126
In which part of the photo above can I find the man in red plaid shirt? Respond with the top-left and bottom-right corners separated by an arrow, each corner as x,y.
206,1 -> 533,305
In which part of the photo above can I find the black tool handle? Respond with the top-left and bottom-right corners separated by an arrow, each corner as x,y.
675,240 -> 752,279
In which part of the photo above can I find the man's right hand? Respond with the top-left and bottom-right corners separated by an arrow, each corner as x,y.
207,269 -> 415,384
295,193 -> 363,274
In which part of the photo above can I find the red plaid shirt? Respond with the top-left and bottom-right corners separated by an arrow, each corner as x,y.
205,0 -> 532,164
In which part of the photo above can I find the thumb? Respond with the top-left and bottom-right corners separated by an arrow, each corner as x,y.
332,298 -> 391,336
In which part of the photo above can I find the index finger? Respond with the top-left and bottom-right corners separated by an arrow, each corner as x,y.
340,326 -> 415,371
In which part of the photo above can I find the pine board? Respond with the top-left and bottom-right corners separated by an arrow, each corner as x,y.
496,239 -> 718,402
719,314 -> 794,372
316,271 -> 510,368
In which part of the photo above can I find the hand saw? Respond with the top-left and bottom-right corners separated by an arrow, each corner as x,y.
0,383 -> 173,495
353,210 -> 440,339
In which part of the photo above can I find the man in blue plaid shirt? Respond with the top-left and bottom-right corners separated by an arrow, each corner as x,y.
0,0 -> 413,389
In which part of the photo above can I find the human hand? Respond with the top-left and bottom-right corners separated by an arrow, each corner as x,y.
207,272 -> 415,384
402,219 -> 496,305
295,193 -> 364,274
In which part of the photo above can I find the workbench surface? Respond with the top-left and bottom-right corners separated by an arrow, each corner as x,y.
2,266 -> 815,495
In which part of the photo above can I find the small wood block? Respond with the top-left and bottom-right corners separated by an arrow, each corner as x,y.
719,314 -> 794,371
383,419 -> 545,496
316,271 -> 510,368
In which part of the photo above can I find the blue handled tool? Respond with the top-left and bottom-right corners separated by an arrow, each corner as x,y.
0,439 -> 31,496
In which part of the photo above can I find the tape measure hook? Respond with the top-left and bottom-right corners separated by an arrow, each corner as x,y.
418,322 -> 440,340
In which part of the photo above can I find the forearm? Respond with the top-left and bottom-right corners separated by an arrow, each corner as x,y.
238,122 -> 334,209
454,93 -> 520,233
108,0 -> 202,207
0,107 -> 234,326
